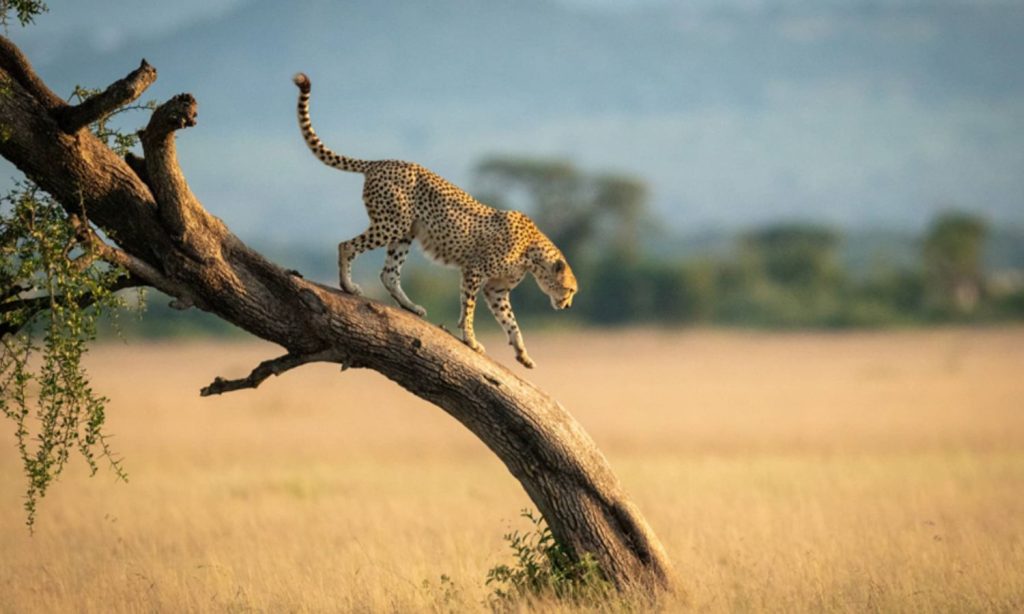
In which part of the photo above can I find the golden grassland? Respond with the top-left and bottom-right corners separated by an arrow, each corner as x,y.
1,327 -> 1023,613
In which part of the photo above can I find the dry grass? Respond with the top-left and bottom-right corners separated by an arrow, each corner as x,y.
2,327 -> 1023,612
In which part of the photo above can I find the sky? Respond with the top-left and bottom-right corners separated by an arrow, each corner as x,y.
9,0 -> 246,63
3,0 -> 1022,245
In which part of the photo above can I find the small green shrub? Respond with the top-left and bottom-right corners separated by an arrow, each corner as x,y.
486,509 -> 613,609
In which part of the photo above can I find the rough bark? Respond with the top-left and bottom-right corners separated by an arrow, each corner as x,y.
0,36 -> 678,593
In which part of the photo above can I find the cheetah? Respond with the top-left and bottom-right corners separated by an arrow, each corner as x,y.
293,73 -> 577,368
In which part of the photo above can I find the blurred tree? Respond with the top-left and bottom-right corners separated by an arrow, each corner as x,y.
645,261 -> 716,324
581,259 -> 716,326
591,174 -> 647,262
844,269 -> 926,325
715,224 -> 844,327
741,224 -> 841,292
583,256 -> 637,324
922,212 -> 988,315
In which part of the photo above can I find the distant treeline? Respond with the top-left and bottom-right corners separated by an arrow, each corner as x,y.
114,157 -> 1024,337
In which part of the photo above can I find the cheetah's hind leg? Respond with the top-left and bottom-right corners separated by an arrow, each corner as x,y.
337,223 -> 393,295
381,238 -> 427,317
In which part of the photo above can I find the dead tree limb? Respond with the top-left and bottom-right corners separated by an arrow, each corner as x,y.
200,350 -> 341,396
53,59 -> 157,133
0,35 -> 678,594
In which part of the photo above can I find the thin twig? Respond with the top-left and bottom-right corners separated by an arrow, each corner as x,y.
200,350 -> 341,396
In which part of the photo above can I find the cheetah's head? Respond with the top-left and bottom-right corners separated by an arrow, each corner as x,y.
535,256 -> 578,310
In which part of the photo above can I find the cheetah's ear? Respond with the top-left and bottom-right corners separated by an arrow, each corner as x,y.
553,259 -> 566,274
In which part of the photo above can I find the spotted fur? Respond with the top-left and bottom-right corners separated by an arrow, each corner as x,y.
293,73 -> 577,368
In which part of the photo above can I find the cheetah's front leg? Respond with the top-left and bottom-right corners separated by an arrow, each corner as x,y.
458,271 -> 485,354
484,282 -> 533,368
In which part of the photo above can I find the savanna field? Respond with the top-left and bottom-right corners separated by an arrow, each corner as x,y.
1,327 -> 1023,613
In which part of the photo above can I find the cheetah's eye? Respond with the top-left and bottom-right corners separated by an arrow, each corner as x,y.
553,259 -> 565,274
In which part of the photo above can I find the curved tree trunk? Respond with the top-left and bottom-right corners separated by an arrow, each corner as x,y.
0,36 -> 677,593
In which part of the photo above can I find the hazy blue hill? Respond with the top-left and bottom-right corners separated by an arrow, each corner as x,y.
6,0 -> 1023,243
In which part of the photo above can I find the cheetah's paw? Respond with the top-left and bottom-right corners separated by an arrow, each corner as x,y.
340,280 -> 363,296
464,338 -> 486,354
405,303 -> 428,318
516,352 -> 535,369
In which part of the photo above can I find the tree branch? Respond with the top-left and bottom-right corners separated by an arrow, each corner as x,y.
0,36 -> 65,110
68,213 -> 203,309
200,350 -> 341,396
53,59 -> 157,133
139,94 -> 225,260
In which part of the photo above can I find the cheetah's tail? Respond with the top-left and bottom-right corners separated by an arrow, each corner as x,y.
293,72 -> 371,174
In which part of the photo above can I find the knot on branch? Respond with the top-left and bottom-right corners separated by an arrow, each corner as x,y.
145,93 -> 198,139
